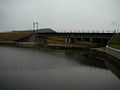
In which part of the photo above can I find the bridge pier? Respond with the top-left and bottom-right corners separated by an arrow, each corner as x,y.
65,37 -> 77,43
89,38 -> 93,42
35,35 -> 47,47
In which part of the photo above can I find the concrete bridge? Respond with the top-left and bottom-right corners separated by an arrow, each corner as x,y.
35,32 -> 114,45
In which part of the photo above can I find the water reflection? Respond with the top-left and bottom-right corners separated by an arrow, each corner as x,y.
64,50 -> 107,70
64,50 -> 120,80
105,59 -> 120,80
0,46 -> 120,90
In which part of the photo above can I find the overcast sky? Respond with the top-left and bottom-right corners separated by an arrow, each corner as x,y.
0,0 -> 120,32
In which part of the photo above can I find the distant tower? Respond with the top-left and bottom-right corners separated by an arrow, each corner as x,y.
33,22 -> 39,31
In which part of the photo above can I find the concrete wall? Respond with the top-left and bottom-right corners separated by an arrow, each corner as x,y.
17,42 -> 35,47
106,46 -> 120,60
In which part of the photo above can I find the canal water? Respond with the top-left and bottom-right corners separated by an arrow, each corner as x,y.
0,46 -> 120,90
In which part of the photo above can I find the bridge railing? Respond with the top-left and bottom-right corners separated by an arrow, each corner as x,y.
56,30 -> 118,34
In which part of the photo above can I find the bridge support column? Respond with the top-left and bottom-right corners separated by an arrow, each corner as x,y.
89,38 -> 93,42
80,37 -> 86,42
34,34 -> 48,47
65,37 -> 77,43
80,36 -> 83,41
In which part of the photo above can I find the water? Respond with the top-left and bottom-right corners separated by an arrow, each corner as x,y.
0,46 -> 120,90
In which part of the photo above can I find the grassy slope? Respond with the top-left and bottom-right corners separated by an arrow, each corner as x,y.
0,33 -> 97,46
109,34 -> 120,49
0,32 -> 32,41
47,36 -> 97,46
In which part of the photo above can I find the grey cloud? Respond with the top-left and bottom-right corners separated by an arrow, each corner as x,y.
0,0 -> 120,32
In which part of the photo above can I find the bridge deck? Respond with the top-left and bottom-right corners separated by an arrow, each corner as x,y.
36,32 -> 114,39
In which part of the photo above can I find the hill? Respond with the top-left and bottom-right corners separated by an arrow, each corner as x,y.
36,28 -> 56,33
12,28 -> 56,33
0,32 -> 32,41
0,28 -> 56,41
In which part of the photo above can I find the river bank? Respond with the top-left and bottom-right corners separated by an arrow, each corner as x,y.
0,41 -> 98,49
46,43 -> 97,49
90,47 -> 120,62
0,41 -> 120,61
90,47 -> 120,79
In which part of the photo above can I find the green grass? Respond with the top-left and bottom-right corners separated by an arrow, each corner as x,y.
110,34 -> 120,43
95,47 -> 106,50
0,32 -> 32,41
47,36 -> 97,46
0,33 -> 98,47
108,43 -> 120,50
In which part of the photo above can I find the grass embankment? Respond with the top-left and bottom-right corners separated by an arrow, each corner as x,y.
47,36 -> 97,46
91,47 -> 106,53
95,47 -> 106,50
108,34 -> 120,50
0,32 -> 32,41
